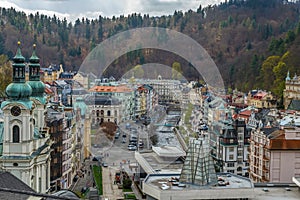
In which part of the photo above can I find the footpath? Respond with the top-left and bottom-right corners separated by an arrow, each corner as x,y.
71,160 -> 98,199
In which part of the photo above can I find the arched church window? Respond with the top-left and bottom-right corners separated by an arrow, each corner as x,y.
13,125 -> 20,143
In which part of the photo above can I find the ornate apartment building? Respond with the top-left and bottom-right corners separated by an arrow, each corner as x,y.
210,118 -> 251,177
246,90 -> 277,109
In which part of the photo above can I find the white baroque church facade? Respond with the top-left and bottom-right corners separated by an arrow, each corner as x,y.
0,43 -> 51,193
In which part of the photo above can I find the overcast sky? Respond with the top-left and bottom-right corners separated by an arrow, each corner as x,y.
0,0 -> 223,22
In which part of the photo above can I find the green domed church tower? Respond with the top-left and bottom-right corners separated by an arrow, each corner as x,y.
4,41 -> 32,102
27,44 -> 47,129
0,42 -> 51,193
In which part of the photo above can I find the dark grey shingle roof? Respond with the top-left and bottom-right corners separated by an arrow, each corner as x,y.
0,172 -> 35,192
288,100 -> 300,111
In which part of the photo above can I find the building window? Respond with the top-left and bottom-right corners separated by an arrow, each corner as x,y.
229,147 -> 234,152
238,150 -> 243,157
13,125 -> 20,143
227,162 -> 234,167
39,177 -> 42,193
107,110 -> 111,116
229,154 -> 234,160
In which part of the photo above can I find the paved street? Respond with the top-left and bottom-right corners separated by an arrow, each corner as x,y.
102,167 -> 123,200
89,122 -> 146,199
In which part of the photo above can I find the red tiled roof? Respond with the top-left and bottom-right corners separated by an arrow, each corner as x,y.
45,87 -> 53,94
89,85 -> 132,93
239,110 -> 252,117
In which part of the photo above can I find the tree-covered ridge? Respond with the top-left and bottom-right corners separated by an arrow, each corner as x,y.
0,0 -> 300,93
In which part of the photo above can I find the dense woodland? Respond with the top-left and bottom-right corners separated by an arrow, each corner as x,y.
1,0 -> 300,101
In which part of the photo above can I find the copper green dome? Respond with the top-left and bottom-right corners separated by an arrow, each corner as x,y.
6,82 -> 32,100
27,81 -> 45,97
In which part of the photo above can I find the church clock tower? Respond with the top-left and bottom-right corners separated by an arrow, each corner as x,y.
0,42 -> 51,193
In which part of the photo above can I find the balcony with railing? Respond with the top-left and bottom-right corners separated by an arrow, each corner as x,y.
263,154 -> 270,160
262,164 -> 269,172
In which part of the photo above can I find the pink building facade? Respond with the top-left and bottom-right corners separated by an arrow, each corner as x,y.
250,126 -> 300,183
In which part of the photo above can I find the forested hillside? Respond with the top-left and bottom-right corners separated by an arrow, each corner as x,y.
1,0 -> 300,96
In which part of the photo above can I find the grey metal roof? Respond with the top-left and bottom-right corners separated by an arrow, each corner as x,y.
85,95 -> 120,105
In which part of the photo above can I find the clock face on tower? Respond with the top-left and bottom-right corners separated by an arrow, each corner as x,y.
11,106 -> 21,116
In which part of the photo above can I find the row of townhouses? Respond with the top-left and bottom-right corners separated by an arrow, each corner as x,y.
197,71 -> 300,184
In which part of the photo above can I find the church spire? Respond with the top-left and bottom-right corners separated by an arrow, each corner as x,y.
286,70 -> 291,81
12,41 -> 26,83
29,44 -> 40,81
5,42 -> 32,100
27,44 -> 46,103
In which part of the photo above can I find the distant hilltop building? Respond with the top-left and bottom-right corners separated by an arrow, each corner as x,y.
40,64 -> 64,82
246,90 -> 277,109
283,71 -> 300,110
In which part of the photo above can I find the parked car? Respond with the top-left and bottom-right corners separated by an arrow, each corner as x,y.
138,140 -> 144,148
129,141 -> 137,146
129,134 -> 137,142
131,127 -> 137,134
102,162 -> 108,167
115,132 -> 120,139
128,144 -> 137,151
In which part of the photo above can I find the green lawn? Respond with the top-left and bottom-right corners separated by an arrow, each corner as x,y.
124,193 -> 136,199
123,188 -> 133,192
92,165 -> 103,195
91,129 -> 97,135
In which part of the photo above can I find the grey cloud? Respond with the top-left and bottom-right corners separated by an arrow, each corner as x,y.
1,0 -> 223,21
